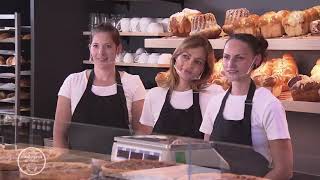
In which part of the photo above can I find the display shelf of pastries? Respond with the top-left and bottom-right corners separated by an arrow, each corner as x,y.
83,31 -> 172,37
145,35 -> 320,50
83,60 -> 170,68
279,91 -> 320,114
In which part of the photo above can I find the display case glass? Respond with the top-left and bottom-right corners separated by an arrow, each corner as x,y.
0,113 -> 319,179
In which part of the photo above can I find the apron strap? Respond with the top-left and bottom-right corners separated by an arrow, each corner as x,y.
115,71 -> 130,129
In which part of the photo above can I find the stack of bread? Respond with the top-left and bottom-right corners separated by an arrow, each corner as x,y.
251,54 -> 298,97
168,8 -> 201,37
222,8 -> 250,35
190,13 -> 221,38
210,58 -> 230,90
288,59 -> 320,102
282,6 -> 320,37
258,10 -> 290,38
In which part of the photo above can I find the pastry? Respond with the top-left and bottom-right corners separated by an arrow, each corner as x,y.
211,58 -> 230,90
258,10 -> 290,38
6,56 -> 26,65
233,14 -> 261,36
223,8 -> 250,35
168,8 -> 201,36
310,20 -> 320,35
155,71 -> 169,87
0,56 -> 5,65
178,172 -> 269,180
288,75 -> 320,102
22,34 -> 31,40
0,91 -> 6,99
311,59 -> 320,82
0,148 -> 63,171
267,54 -> 298,92
282,11 -> 311,37
0,33 -> 11,40
101,159 -> 175,177
19,162 -> 92,180
190,13 -> 222,38
251,59 -> 274,87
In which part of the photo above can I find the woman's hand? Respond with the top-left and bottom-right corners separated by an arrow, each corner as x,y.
131,99 -> 152,135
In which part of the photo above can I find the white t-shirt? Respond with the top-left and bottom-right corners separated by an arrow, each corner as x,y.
200,87 -> 290,163
140,84 -> 225,127
58,70 -> 146,122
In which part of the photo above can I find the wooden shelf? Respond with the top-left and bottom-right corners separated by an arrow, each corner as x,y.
83,31 -> 172,37
145,36 -> 320,50
281,100 -> 320,114
83,60 -> 170,68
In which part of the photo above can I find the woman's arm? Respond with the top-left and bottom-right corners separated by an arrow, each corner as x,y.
131,99 -> 153,134
204,134 -> 210,141
265,139 -> 293,180
53,96 -> 72,148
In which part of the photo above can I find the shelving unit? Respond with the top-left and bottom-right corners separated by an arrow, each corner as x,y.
144,36 -> 320,114
145,36 -> 320,50
83,60 -> 170,68
83,31 -> 172,37
0,13 -> 31,117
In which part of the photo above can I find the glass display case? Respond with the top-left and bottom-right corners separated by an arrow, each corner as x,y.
0,113 -> 319,180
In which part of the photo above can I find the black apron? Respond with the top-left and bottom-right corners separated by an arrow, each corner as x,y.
211,80 -> 270,177
153,89 -> 203,139
68,70 -> 130,154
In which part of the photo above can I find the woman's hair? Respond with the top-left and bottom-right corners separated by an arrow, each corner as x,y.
90,23 -> 120,46
225,33 -> 268,64
156,35 -> 215,91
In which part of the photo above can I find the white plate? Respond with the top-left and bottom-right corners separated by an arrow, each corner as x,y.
0,83 -> 15,90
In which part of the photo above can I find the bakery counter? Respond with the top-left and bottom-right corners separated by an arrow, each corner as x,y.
145,35 -> 320,50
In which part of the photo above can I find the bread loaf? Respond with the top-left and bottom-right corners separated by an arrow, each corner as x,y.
258,10 -> 290,38
190,13 -> 221,38
168,8 -> 201,37
222,8 -> 250,35
233,14 -> 261,36
282,11 -> 311,37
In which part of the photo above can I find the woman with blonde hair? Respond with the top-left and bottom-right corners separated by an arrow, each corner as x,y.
138,35 -> 224,138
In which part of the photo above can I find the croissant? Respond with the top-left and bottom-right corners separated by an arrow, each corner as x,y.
268,54 -> 298,91
211,59 -> 230,90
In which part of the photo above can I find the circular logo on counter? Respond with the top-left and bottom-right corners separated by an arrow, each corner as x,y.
17,147 -> 46,176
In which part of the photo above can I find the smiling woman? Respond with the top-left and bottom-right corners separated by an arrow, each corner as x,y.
137,35 -> 225,139
200,34 -> 293,179
53,23 -> 147,154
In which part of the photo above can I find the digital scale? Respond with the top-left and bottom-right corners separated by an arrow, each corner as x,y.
111,135 -> 230,170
